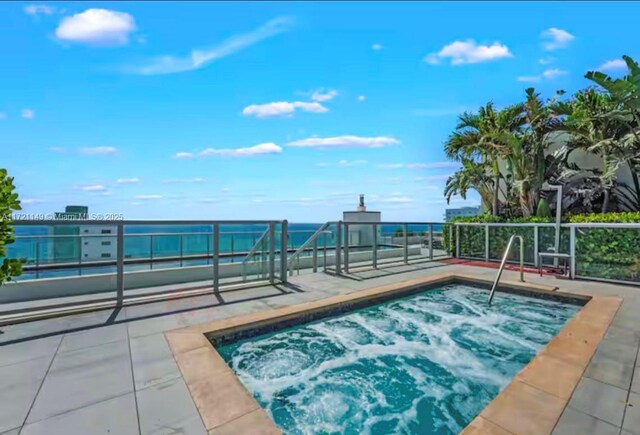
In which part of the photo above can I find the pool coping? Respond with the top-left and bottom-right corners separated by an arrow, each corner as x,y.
164,272 -> 621,434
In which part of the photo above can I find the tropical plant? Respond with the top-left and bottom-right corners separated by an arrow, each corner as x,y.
0,169 -> 23,284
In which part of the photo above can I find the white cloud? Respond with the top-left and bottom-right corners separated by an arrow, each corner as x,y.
135,194 -> 162,200
116,177 -> 140,184
176,143 -> 282,158
542,68 -> 568,79
539,57 -> 555,65
125,17 -> 291,75
541,28 -> 574,51
517,76 -> 542,83
425,40 -> 512,65
22,109 -> 35,119
372,43 -> 383,51
287,135 -> 399,149
74,183 -> 107,192
162,177 -> 207,184
338,159 -> 367,167
55,9 -> 136,46
242,101 -> 328,118
599,59 -> 627,71
377,162 -> 458,170
174,152 -> 195,159
310,89 -> 338,102
81,146 -> 117,155
24,4 -> 55,16
21,198 -> 46,205
358,95 -> 366,102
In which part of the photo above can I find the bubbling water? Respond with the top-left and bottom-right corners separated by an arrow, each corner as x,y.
218,284 -> 578,434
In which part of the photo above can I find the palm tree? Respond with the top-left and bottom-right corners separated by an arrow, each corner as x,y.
444,103 -> 514,215
444,158 -> 494,210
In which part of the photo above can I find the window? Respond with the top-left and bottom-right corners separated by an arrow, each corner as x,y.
101,229 -> 112,234
101,241 -> 111,246
101,253 -> 111,258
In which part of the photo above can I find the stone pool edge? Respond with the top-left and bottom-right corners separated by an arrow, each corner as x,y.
163,272 -> 617,434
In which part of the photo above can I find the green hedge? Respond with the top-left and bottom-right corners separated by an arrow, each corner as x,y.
444,212 -> 640,283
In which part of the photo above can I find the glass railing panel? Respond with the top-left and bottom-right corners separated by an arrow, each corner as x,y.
575,226 -> 640,283
488,226 -> 535,264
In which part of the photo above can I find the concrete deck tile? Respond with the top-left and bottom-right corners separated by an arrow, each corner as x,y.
584,354 -> 634,390
58,323 -> 128,353
0,317 -> 71,344
0,356 -> 52,432
174,346 -> 230,385
208,408 -> 280,435
552,407 -> 619,435
130,333 -> 182,390
479,380 -> 565,435
26,339 -> 133,423
20,393 -> 139,435
127,313 -> 188,338
623,392 -> 640,434
461,416 -> 512,435
0,335 -> 61,367
632,369 -> 640,394
603,324 -> 640,348
594,340 -> 638,366
137,376 -> 206,435
0,429 -> 20,435
516,354 -> 584,399
568,377 -> 627,427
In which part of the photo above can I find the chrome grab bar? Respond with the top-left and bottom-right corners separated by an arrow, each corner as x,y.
241,228 -> 270,281
488,234 -> 524,305
287,222 -> 334,276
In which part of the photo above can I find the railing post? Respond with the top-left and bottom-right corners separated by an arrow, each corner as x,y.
35,237 -> 40,279
280,220 -> 288,283
213,224 -> 219,292
403,223 -> 409,263
570,225 -> 576,279
116,223 -> 124,306
335,221 -> 342,275
150,235 -> 154,270
268,223 -> 275,284
344,223 -> 350,273
179,234 -> 183,267
429,224 -> 434,260
484,224 -> 490,261
78,235 -> 82,276
533,226 -> 539,268
372,223 -> 378,268
312,238 -> 318,273
323,232 -> 328,271
231,235 -> 235,263
206,233 -> 210,265
455,225 -> 460,258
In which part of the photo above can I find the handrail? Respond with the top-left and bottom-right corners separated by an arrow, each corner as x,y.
241,228 -> 270,281
488,234 -> 524,305
287,222 -> 333,275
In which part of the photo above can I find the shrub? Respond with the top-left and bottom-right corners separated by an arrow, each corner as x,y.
0,169 -> 24,284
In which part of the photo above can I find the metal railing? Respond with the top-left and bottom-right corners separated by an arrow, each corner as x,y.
287,222 -> 333,276
453,222 -> 640,286
488,235 -> 524,305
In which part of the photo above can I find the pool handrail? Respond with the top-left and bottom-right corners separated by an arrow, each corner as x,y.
488,234 -> 524,305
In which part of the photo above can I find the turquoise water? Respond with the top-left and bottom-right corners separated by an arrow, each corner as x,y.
218,284 -> 579,434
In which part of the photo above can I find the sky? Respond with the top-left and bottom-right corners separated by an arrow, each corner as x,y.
1,2 -> 637,222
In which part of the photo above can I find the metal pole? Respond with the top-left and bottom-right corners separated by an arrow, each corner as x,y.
533,226 -> 539,268
231,235 -> 235,263
554,185 -> 563,267
372,223 -> 378,268
456,225 -> 460,258
206,233 -> 210,265
570,225 -> 576,279
312,238 -> 318,273
323,232 -> 327,271
116,223 -> 124,305
484,224 -> 490,262
429,224 -> 434,260
344,223 -> 350,273
449,224 -> 453,256
335,221 -> 342,275
179,234 -> 183,267
35,237 -> 40,279
403,223 -> 409,263
268,223 -> 275,284
280,220 -> 288,282
213,224 -> 219,292
78,235 -> 82,276
150,235 -> 154,270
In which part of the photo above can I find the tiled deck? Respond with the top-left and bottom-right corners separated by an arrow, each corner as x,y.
1,261 -> 639,434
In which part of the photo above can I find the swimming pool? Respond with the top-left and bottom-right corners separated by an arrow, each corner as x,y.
217,284 -> 580,434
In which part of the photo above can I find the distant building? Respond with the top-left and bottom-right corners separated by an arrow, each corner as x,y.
343,195 -> 381,246
445,206 -> 481,222
51,206 -> 117,263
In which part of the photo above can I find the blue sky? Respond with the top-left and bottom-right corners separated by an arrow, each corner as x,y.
2,2 -> 636,222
